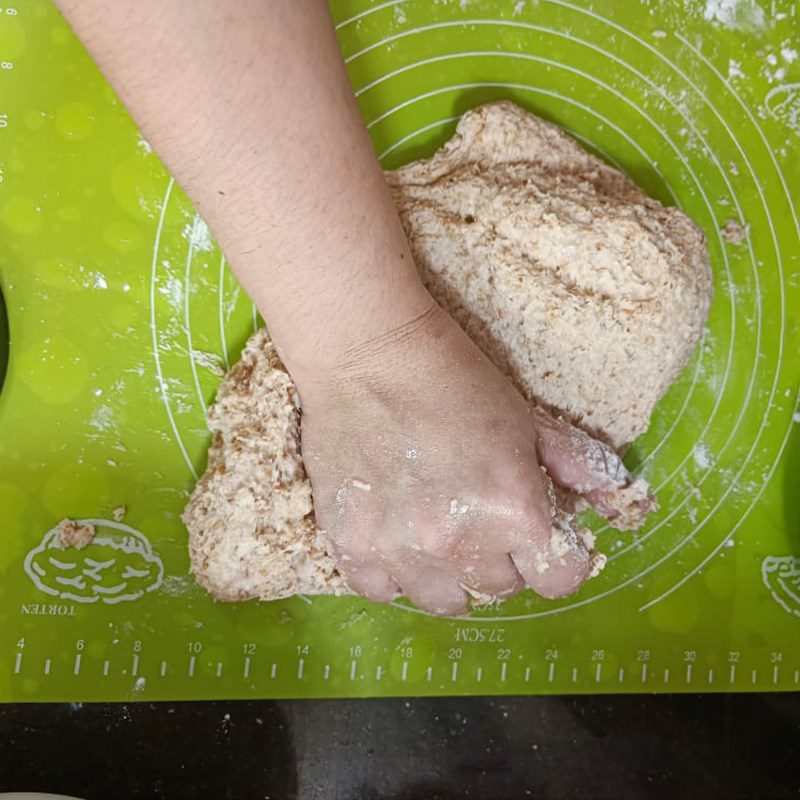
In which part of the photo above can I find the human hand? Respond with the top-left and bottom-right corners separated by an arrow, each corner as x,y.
298,303 -> 652,615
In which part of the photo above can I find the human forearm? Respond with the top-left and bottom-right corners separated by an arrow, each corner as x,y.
54,0 -> 430,379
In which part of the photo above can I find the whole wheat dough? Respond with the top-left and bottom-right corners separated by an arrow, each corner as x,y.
184,101 -> 712,602
57,518 -> 96,550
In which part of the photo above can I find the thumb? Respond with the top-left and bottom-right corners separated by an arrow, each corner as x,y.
531,407 -> 657,531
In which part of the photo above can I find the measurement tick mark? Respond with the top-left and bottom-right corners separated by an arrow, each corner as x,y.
349,660 -> 357,680
160,661 -> 167,677
73,654 -> 82,676
401,661 -> 408,681
477,667 -> 483,682
103,661 -> 110,677
708,668 -> 714,684
524,667 -> 531,683
324,664 -> 330,681
45,659 -> 51,676
685,664 -> 693,684
188,656 -> 196,677
216,662 -> 223,678
794,670 -> 799,685
13,653 -> 21,675
426,667 -> 432,682
451,662 -> 458,682
751,669 -> 758,684
730,664 -> 736,684
270,663 -> 277,679
243,658 -> 251,679
297,659 -> 304,680
132,655 -> 139,677
571,667 -> 577,683
500,663 -> 507,682
641,663 -> 648,682
619,668 -> 625,683
595,663 -> 602,683
376,666 -> 383,681
773,665 -> 779,684
663,668 -> 670,683
548,662 -> 555,683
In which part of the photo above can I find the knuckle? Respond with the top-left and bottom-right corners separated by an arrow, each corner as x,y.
509,490 -> 548,531
345,566 -> 398,604
372,524 -> 407,558
494,470 -> 547,515
328,525 -> 374,563
420,530 -> 459,559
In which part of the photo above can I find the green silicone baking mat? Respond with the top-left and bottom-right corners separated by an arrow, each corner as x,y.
0,0 -> 798,702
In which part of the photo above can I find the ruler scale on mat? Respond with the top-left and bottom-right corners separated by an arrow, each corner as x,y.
0,0 -> 798,702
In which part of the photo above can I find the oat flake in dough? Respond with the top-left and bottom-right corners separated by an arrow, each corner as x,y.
184,101 -> 712,602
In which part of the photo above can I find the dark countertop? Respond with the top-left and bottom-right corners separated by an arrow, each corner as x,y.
1,694 -> 799,799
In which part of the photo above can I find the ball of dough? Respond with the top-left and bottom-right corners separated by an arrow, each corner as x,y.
184,102 -> 712,602
387,101 -> 712,449
185,336 -> 349,601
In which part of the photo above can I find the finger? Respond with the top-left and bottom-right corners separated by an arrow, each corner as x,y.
532,407 -> 656,530
532,406 -> 629,491
453,551 -> 524,601
393,564 -> 469,616
507,467 -> 593,599
442,502 -> 518,555
412,511 -> 522,601
511,520 -> 593,599
582,484 -> 657,531
341,564 -> 401,604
